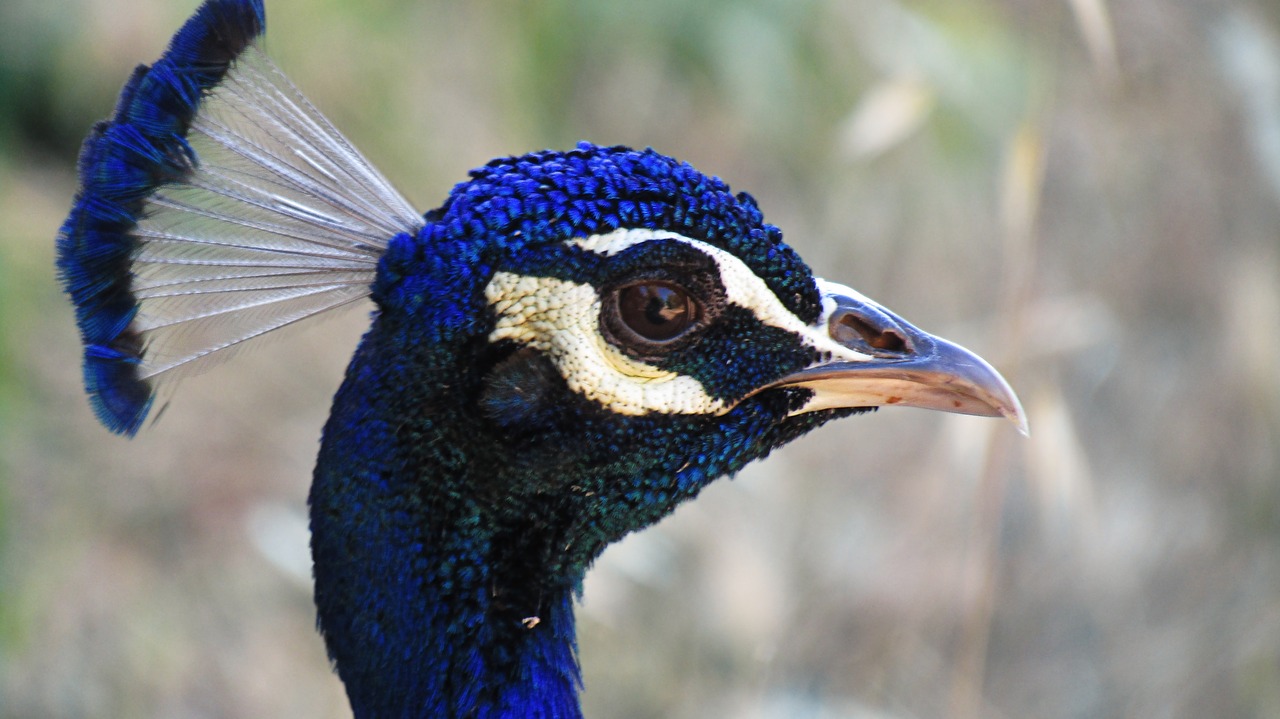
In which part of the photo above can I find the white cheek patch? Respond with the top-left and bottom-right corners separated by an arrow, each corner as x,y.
485,272 -> 728,416
485,229 -> 879,417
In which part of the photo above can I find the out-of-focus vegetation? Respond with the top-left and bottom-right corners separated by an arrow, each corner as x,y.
3,0 -> 1278,716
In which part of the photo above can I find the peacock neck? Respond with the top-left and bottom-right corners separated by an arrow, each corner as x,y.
309,321 -> 585,719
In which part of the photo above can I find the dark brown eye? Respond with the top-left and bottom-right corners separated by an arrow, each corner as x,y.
616,282 -> 698,342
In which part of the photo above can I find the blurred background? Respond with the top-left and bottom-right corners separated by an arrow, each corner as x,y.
2,0 -> 1278,717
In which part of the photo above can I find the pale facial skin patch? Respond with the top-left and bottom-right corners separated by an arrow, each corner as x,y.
484,229 -> 879,417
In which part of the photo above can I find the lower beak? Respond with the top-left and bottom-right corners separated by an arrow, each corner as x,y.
767,283 -> 1028,435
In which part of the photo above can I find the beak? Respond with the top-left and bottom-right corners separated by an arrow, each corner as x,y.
766,282 -> 1028,435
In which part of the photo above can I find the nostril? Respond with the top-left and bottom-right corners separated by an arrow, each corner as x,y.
869,327 -> 906,351
832,311 -> 908,354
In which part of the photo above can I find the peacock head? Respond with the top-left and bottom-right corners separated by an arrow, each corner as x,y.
366,143 -> 1024,576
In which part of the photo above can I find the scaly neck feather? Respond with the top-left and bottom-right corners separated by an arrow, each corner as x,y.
309,313 -> 586,718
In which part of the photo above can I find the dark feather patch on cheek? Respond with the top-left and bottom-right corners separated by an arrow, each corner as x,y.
479,348 -> 567,432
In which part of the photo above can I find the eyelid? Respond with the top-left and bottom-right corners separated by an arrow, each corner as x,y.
600,278 -> 711,361
615,281 -> 698,342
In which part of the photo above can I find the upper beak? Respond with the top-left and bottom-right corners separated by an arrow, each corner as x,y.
766,283 -> 1028,435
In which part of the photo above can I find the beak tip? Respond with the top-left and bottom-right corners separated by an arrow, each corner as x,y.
986,372 -> 1029,437
980,368 -> 1028,437
1006,405 -> 1031,437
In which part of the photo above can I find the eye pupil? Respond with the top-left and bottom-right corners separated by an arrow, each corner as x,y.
618,282 -> 695,341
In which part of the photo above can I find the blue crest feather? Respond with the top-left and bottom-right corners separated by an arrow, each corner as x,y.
58,0 -> 419,436
57,0 -> 266,434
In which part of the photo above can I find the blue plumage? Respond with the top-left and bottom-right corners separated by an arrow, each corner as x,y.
59,1 -> 1025,717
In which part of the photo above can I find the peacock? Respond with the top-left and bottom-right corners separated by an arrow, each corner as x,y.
56,0 -> 1025,716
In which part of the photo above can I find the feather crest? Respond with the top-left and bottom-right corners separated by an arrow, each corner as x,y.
57,0 -> 420,434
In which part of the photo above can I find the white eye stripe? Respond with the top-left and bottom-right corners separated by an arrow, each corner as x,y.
569,229 -> 870,362
483,228 -> 876,417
